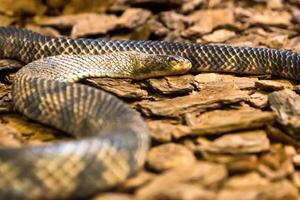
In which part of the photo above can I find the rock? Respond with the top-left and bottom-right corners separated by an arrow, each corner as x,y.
0,0 -> 46,16
147,120 -> 190,142
258,148 -> 294,180
126,0 -> 185,8
147,19 -> 169,37
147,143 -> 196,171
197,130 -> 270,154
255,80 -> 294,91
183,9 -> 235,36
0,15 -> 16,26
184,107 -> 275,137
71,14 -> 118,38
0,124 -> 22,147
63,0 -> 113,14
268,89 -> 300,138
266,126 -> 300,147
92,193 -> 133,200
118,8 -> 151,29
181,0 -> 205,13
146,75 -> 195,95
202,29 -> 236,43
34,13 -> 119,38
250,10 -> 292,26
136,85 -> 249,118
85,78 -> 148,99
218,173 -> 298,200
194,73 -> 258,90
137,183 -> 216,200
119,170 -> 155,192
159,11 -> 188,31
248,91 -> 269,108
136,161 -> 227,200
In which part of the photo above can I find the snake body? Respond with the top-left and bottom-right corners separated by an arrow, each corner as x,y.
0,27 -> 300,199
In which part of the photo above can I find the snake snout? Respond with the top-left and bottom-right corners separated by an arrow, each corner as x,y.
166,55 -> 192,74
133,54 -> 192,80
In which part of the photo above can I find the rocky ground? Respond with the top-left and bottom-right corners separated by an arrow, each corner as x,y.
1,0 -> 300,199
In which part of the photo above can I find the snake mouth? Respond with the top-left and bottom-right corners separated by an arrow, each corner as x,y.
172,58 -> 192,74
169,57 -> 192,74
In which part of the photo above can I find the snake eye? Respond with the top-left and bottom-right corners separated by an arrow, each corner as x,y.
166,56 -> 178,66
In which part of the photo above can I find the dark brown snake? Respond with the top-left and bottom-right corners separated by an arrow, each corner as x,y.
0,27 -> 300,200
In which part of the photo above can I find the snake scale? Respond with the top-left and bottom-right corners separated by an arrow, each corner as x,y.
0,27 -> 300,199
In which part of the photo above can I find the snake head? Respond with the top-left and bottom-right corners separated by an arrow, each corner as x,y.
132,53 -> 192,80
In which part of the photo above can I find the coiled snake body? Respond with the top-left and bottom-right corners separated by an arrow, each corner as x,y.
0,27 -> 300,199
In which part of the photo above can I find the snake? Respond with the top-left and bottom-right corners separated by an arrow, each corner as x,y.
0,27 -> 300,199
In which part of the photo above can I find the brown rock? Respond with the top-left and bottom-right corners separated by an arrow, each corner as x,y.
265,34 -> 288,49
218,173 -> 298,200
147,143 -> 196,171
194,73 -> 257,90
198,130 -> 270,154
258,148 -> 294,180
255,80 -> 294,91
248,91 -> 269,108
147,120 -> 190,142
147,19 -> 169,37
138,183 -> 216,200
25,25 -> 61,37
266,126 -> 300,147
159,11 -> 188,31
85,78 -> 148,99
63,0 -> 113,14
118,8 -> 151,29
127,0 -> 185,7
185,107 -> 275,137
146,75 -> 195,95
202,29 -> 236,43
136,161 -> 227,200
268,89 -> 300,138
137,85 -> 249,118
92,193 -> 133,200
250,10 -> 292,26
181,0 -> 205,13
0,0 -> 46,16
71,14 -> 118,38
183,9 -> 235,36
34,13 -> 119,38
0,15 -> 16,26
119,170 -> 155,192
0,124 -> 22,147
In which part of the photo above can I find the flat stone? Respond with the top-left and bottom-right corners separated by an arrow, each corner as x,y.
255,80 -> 294,91
268,89 -> 300,138
184,107 -> 275,137
118,8 -> 151,29
202,29 -> 236,43
183,9 -> 235,36
0,124 -> 22,147
85,78 -> 148,99
119,170 -> 155,192
147,143 -> 196,171
197,130 -> 270,154
258,148 -> 294,180
217,173 -> 298,200
159,11 -> 188,31
136,161 -> 227,200
137,85 -> 249,118
92,193 -> 133,200
146,75 -> 195,95
248,91 -> 269,108
147,120 -> 190,142
194,73 -> 258,90
137,183 -> 216,200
